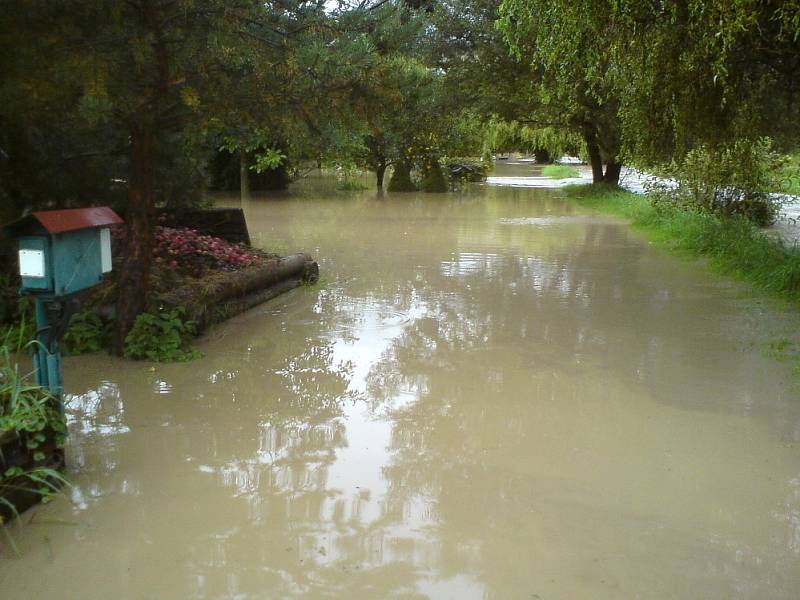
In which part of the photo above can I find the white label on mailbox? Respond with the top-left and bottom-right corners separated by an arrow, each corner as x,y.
100,228 -> 112,273
19,249 -> 46,277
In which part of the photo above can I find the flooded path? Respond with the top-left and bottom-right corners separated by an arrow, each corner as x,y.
488,159 -> 800,244
2,167 -> 800,599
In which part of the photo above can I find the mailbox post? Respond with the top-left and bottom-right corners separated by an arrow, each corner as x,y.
4,207 -> 123,397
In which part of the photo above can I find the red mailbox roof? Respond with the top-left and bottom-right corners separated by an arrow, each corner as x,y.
32,207 -> 123,234
4,207 -> 124,237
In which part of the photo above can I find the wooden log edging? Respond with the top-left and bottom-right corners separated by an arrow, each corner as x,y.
159,253 -> 319,333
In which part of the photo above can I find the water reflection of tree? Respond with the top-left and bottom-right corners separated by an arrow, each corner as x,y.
168,277 -> 441,597
359,220 -> 800,596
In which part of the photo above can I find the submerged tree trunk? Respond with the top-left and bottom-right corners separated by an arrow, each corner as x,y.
533,148 -> 551,164
376,161 -> 387,190
239,150 -> 250,200
421,159 -> 448,193
387,160 -> 415,192
113,122 -> 156,354
603,162 -> 622,185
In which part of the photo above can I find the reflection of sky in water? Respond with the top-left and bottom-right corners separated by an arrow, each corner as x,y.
441,251 -> 502,278
66,381 -> 130,437
153,378 -> 173,394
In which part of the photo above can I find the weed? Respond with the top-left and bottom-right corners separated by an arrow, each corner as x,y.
123,307 -> 201,362
765,338 -> 800,371
62,311 -> 109,356
336,178 -> 369,191
0,344 -> 69,543
0,300 -> 34,354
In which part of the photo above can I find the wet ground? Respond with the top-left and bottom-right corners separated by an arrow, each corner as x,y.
2,165 -> 800,599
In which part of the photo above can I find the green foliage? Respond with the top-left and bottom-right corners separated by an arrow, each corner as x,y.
251,149 -> 287,174
0,344 -> 68,530
0,302 -> 34,355
649,138 -> 788,225
564,185 -> 800,306
498,0 -> 800,168
0,346 -> 64,443
542,164 -> 580,179
123,308 -> 200,362
483,120 -> 583,160
443,158 -> 491,187
765,338 -> 800,374
777,152 -> 800,195
62,311 -> 108,356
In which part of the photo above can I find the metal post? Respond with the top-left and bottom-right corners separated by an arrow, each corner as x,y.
32,296 -> 63,398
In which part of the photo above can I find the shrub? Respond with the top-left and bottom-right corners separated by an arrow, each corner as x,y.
62,311 -> 108,355
443,158 -> 491,187
776,152 -> 800,195
123,307 -> 200,362
650,138 -> 788,226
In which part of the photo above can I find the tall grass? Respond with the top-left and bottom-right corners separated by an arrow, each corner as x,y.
563,184 -> 800,305
0,304 -> 34,354
1,340 -> 69,552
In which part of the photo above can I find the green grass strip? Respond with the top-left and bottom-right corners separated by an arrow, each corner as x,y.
542,164 -> 580,179
563,183 -> 800,306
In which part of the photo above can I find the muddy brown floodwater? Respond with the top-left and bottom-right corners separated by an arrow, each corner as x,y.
2,165 -> 800,599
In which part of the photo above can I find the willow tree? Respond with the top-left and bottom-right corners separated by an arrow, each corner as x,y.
497,0 -> 626,183
612,1 -> 800,163
498,0 -> 800,177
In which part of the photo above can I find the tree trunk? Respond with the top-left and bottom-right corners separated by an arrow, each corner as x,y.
376,161 -> 387,190
586,138 -> 604,184
239,150 -> 250,200
387,160 -> 415,192
603,162 -> 622,186
112,122 -> 156,354
533,148 -> 551,164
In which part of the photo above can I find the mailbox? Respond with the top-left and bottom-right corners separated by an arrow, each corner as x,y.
6,207 -> 122,297
3,206 -> 123,397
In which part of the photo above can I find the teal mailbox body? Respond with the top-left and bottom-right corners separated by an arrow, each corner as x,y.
8,207 -> 123,297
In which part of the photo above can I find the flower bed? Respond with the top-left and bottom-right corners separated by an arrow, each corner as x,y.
153,226 -> 263,277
